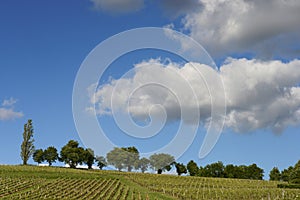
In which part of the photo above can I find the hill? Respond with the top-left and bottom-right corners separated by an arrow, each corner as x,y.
0,165 -> 299,199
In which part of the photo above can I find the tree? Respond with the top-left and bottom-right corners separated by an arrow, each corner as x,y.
84,148 -> 95,169
107,147 -> 126,171
175,163 -> 187,176
60,140 -> 85,168
269,167 -> 281,181
121,146 -> 140,172
44,146 -> 58,166
96,156 -> 107,170
290,160 -> 300,184
187,160 -> 199,176
20,119 -> 35,165
282,166 -> 294,182
224,164 -> 237,178
33,149 -> 44,164
149,153 -> 175,174
247,164 -> 264,180
136,157 -> 150,173
202,161 -> 225,177
106,147 -> 140,172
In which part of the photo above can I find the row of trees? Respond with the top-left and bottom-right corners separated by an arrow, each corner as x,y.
186,160 -> 264,180
33,140 -> 105,169
20,119 -> 299,182
32,142 -> 179,174
106,147 -> 182,174
269,160 -> 300,184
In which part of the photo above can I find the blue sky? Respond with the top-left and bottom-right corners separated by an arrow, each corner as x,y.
1,0 -> 300,178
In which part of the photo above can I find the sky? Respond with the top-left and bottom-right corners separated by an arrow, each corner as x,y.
0,0 -> 300,178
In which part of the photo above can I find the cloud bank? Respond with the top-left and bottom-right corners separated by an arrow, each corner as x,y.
0,98 -> 23,121
89,58 -> 300,134
91,0 -> 300,59
180,0 -> 300,58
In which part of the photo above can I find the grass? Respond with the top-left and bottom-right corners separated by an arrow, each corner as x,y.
0,165 -> 299,199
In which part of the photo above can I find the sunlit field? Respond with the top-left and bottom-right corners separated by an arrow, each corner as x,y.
0,165 -> 299,200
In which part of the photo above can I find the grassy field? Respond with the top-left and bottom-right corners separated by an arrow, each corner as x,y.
0,165 -> 299,199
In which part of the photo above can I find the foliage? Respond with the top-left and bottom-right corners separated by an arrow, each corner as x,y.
201,161 -> 225,178
247,164 -> 264,180
84,148 -> 95,169
121,146 -> 139,172
175,163 -> 187,176
149,153 -> 175,174
20,119 -> 35,165
290,160 -> 300,184
96,156 -> 107,170
187,160 -> 198,176
282,166 -> 294,182
269,167 -> 281,181
59,140 -> 85,168
33,149 -> 44,164
44,146 -> 58,166
135,157 -> 150,173
107,147 -> 139,172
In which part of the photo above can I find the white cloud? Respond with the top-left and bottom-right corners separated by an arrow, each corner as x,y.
0,108 -> 23,121
90,0 -> 144,14
89,58 -> 300,134
179,0 -> 300,58
0,98 -> 23,121
2,97 -> 17,107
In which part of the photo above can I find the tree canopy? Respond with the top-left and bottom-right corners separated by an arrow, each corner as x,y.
106,147 -> 139,172
96,156 -> 107,170
33,149 -> 44,164
149,153 -> 175,174
59,140 -> 85,168
44,146 -> 58,166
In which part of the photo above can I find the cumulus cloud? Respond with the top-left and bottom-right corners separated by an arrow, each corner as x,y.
178,0 -> 300,59
89,58 -> 300,134
90,0 -> 144,14
0,98 -> 23,121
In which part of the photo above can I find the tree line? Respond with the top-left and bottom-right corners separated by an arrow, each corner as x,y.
20,119 -> 299,184
186,160 -> 264,180
269,161 -> 300,184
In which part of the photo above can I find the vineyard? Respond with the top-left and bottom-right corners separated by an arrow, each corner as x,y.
0,165 -> 299,199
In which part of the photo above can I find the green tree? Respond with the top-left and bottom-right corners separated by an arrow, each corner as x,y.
203,161 -> 225,177
106,147 -> 127,171
149,153 -> 175,174
84,148 -> 95,169
269,167 -> 281,181
33,149 -> 44,164
44,146 -> 58,166
135,157 -> 150,173
187,160 -> 198,176
290,160 -> 300,184
106,147 -> 139,172
20,119 -> 35,165
282,166 -> 294,182
224,164 -> 237,178
96,156 -> 107,170
121,146 -> 139,172
60,140 -> 85,168
247,164 -> 264,180
175,163 -> 187,176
